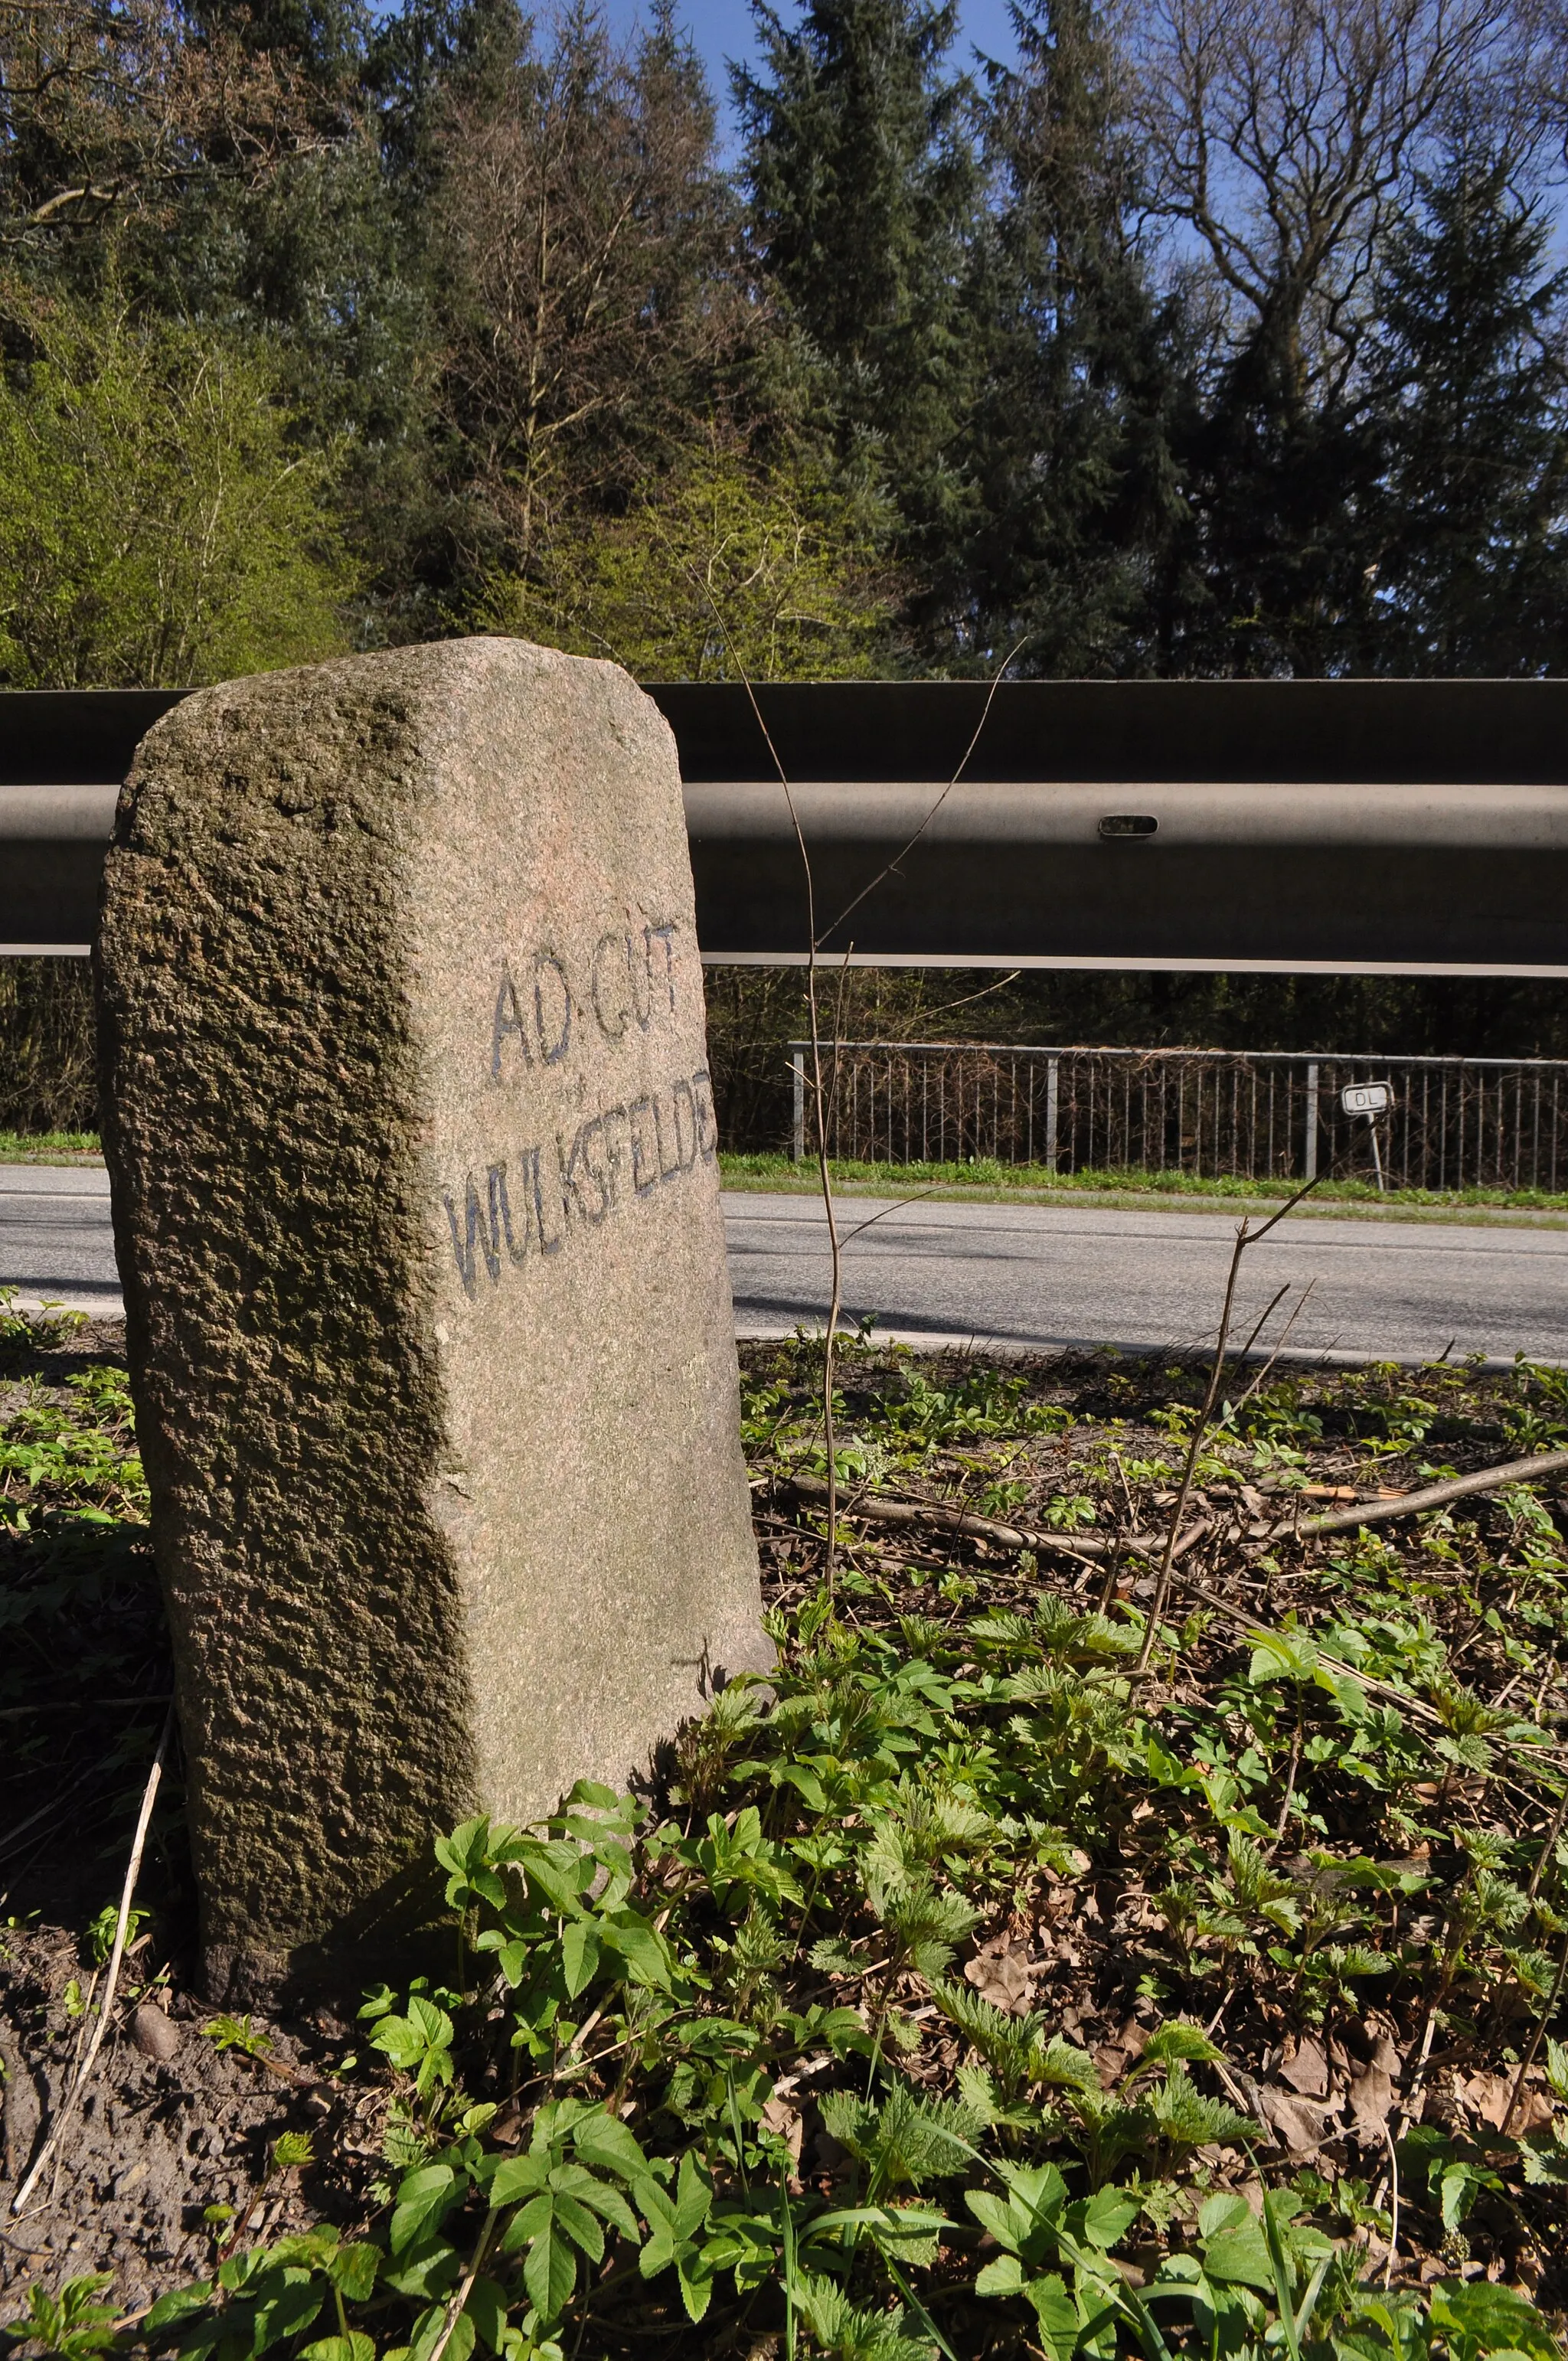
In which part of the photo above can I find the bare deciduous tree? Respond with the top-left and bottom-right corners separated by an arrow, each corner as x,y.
0,0 -> 328,243
1127,0 -> 1537,403
433,3 -> 739,582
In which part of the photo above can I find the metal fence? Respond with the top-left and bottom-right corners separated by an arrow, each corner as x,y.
786,1043 -> 1568,1193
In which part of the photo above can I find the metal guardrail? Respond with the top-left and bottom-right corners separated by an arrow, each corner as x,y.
788,1042 -> 1568,1194
6,682 -> 1568,972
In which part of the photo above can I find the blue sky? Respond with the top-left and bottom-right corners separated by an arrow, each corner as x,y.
603,0 -> 1025,145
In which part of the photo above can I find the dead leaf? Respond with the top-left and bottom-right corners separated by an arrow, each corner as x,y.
1093,2045 -> 1124,2090
1258,2087 -> 1335,2152
1460,2072 -> 1553,2134
760,2095 -> 804,2165
1348,2064 -> 1396,2139
964,1936 -> 1034,2015
1279,2036 -> 1331,2099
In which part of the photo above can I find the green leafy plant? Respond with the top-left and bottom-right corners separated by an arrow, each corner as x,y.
202,2013 -> 276,2062
6,2274 -> 120,2360
21,1329 -> 1568,2359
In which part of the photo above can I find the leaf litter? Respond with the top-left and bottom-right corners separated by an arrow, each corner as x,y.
5,1302 -> 1568,2356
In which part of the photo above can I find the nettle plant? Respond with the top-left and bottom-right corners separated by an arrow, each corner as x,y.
119,1556 -> 1568,2361
16,1342 -> 1568,2361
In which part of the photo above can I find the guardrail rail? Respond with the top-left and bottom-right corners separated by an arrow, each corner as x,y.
8,681 -> 1568,969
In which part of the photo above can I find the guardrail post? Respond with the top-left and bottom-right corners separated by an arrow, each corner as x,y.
1305,1062 -> 1318,1180
790,1046 -> 805,1163
1044,1056 -> 1060,1173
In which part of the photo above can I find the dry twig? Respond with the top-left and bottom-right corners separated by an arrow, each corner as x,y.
1295,1449 -> 1568,1538
11,1703 -> 174,2214
1138,1179 -> 1321,1671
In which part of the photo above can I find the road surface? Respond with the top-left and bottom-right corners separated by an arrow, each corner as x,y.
725,1192 -> 1568,1364
4,1167 -> 1566,1365
0,1165 -> 122,1318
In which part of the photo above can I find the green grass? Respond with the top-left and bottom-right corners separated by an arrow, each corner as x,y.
0,1133 -> 1557,1214
721,1150 -> 1568,1213
0,1127 -> 102,1159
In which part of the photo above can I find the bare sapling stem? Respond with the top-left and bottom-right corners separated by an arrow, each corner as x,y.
799,658 -> 1027,1588
1269,1698 -> 1305,1856
662,539 -> 1024,1597
818,642 -> 1031,947
1136,1177 -> 1321,1673
1236,1283 -> 1292,1363
14,1704 -> 174,2213
1501,1922 -> 1568,2138
1228,1279 -> 1318,1417
1135,1232 -> 1247,1672
1381,1997 -> 1442,2197
813,950 -> 854,1588
426,2207 -> 501,2361
658,539 -> 848,1585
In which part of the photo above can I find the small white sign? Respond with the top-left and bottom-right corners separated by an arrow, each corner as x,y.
1341,1081 -> 1392,1115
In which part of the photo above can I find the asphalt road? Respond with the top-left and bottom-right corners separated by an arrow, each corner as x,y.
729,1193 -> 1568,1366
0,1164 -> 122,1318
5,1167 -> 1566,1365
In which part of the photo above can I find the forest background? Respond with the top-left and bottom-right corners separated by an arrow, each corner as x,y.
6,0 -> 1568,1138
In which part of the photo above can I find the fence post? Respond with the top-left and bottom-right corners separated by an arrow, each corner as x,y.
1044,1056 -> 1060,1173
1304,1062 -> 1318,1180
790,1046 -> 805,1164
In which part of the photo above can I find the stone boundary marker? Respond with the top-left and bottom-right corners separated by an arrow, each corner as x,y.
97,638 -> 769,1997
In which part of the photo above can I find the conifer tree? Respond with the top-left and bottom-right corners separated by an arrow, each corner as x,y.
1370,140 -> 1568,674
1155,330 -> 1383,676
430,2 -> 740,602
737,0 -> 982,580
933,0 -> 1186,671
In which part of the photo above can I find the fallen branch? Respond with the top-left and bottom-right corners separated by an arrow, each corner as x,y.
785,1473 -> 1211,1570
782,1476 -> 1568,1772
11,1705 -> 174,2215
1292,1449 -> 1568,1539
790,1442 -> 1568,1563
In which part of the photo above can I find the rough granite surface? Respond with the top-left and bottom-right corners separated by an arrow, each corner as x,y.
95,638 -> 769,1997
